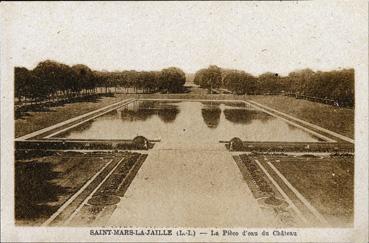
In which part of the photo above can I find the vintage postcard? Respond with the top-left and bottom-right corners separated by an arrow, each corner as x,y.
1,1 -> 368,242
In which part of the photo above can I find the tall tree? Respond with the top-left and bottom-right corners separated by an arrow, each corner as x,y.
159,67 -> 186,93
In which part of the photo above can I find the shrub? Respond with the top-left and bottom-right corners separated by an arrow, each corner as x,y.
132,136 -> 149,150
229,137 -> 244,151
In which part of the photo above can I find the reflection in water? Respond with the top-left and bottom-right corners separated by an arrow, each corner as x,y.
223,109 -> 271,125
201,106 -> 221,129
118,101 -> 155,121
56,100 -> 321,143
118,101 -> 180,123
158,106 -> 180,123
119,109 -> 155,121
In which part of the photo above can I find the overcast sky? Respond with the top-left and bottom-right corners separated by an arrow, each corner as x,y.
3,1 -> 366,75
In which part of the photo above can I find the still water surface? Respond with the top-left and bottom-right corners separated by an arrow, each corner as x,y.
57,100 -> 320,143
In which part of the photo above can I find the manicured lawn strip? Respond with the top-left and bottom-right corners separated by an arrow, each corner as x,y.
15,95 -> 134,138
238,154 -> 274,195
247,95 -> 354,139
95,153 -> 141,196
271,155 -> 353,227
68,153 -> 148,226
16,151 -> 148,226
15,151 -> 114,225
16,140 -> 155,151
255,156 -> 320,226
116,154 -> 148,197
233,155 -> 271,199
48,154 -> 127,226
228,142 -> 354,152
237,154 -> 305,227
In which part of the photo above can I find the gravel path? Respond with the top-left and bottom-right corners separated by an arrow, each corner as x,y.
107,143 -> 272,227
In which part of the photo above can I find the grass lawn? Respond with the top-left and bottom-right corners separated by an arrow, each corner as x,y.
15,150 -> 146,226
15,94 -> 134,138
247,95 -> 354,139
15,151 -> 113,225
270,155 -> 353,227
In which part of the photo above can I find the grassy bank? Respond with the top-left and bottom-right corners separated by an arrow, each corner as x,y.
271,154 -> 353,227
238,153 -> 353,227
247,95 -> 354,139
15,151 -> 113,225
15,151 -> 146,226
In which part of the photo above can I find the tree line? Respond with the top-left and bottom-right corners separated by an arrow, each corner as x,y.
194,65 -> 354,107
15,60 -> 186,104
15,60 -> 354,107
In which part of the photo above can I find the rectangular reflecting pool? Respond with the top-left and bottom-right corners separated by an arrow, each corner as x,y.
53,100 -> 323,143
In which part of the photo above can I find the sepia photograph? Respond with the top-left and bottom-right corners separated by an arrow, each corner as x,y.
1,1 -> 368,242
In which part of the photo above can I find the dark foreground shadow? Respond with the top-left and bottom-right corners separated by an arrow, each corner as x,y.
15,161 -> 69,222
